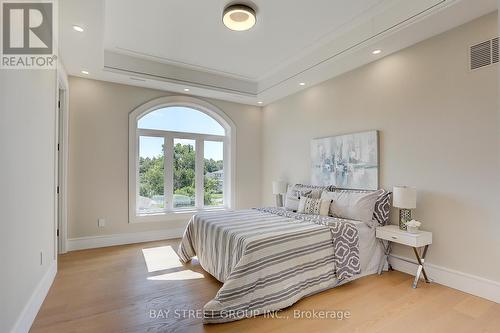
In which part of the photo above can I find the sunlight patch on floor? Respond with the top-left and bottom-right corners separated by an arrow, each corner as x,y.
148,270 -> 205,281
142,245 -> 183,272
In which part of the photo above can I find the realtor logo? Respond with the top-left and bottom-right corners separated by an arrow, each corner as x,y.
1,0 -> 57,69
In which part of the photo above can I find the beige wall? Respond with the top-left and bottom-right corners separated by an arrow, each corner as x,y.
68,77 -> 261,238
0,70 -> 57,332
261,13 -> 500,282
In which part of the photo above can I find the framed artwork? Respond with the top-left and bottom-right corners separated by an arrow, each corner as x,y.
311,130 -> 379,190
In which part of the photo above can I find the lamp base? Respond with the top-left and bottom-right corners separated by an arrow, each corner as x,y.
399,209 -> 412,230
274,194 -> 283,208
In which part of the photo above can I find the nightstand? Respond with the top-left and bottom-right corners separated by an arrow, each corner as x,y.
375,225 -> 433,288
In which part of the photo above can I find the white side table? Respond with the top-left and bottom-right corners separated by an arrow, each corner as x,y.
375,225 -> 433,288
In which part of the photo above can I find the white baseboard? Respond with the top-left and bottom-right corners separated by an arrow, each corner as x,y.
67,228 -> 185,251
11,260 -> 57,333
390,255 -> 500,304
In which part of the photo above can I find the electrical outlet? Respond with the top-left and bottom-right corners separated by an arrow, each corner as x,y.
98,218 -> 106,228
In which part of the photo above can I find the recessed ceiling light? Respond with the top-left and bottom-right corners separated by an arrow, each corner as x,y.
299,82 -> 306,86
81,70 -> 89,75
372,49 -> 382,55
184,88 -> 190,92
73,25 -> 84,32
257,101 -> 263,104
223,4 -> 256,31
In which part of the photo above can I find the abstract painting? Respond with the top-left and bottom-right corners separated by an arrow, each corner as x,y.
311,130 -> 379,190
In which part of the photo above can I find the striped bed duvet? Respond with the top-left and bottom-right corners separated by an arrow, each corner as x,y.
177,207 -> 361,323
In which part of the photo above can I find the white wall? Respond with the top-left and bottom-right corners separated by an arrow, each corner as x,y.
0,70 -> 58,332
67,77 -> 261,239
261,12 -> 500,282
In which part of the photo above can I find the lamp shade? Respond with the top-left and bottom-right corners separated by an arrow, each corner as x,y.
393,186 -> 417,209
272,181 -> 288,195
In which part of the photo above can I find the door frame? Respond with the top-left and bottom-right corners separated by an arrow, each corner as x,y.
56,65 -> 69,254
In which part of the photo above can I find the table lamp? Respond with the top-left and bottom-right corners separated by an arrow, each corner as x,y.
272,181 -> 288,207
393,186 -> 416,230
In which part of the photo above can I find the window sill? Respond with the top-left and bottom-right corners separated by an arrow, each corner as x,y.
130,207 -> 231,224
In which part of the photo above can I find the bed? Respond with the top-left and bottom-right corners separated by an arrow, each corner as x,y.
177,205 -> 386,323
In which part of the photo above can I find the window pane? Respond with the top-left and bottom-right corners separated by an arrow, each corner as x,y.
204,141 -> 224,207
138,107 -> 225,136
173,139 -> 196,209
138,136 -> 164,213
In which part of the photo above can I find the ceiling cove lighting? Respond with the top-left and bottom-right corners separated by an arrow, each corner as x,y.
223,4 -> 256,31
72,25 -> 84,32
81,70 -> 89,75
372,49 -> 382,55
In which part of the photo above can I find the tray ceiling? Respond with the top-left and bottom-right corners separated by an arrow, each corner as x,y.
59,0 -> 497,105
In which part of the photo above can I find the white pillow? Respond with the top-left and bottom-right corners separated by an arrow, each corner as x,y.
321,189 -> 383,223
284,187 -> 307,211
297,197 -> 331,216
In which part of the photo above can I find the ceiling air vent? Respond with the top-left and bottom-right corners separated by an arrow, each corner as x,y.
470,37 -> 499,70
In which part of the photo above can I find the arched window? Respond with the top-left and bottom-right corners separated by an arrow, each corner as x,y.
129,96 -> 235,222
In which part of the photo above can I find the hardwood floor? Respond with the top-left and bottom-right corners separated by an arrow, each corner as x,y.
31,240 -> 500,333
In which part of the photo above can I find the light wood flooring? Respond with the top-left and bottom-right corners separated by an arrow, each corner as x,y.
31,239 -> 500,333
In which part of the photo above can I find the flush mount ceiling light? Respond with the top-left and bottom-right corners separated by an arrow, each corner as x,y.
184,88 -> 190,92
372,49 -> 382,55
72,25 -> 84,32
223,4 -> 256,31
299,82 -> 306,86
81,70 -> 89,75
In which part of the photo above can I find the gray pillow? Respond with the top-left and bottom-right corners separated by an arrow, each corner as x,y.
321,189 -> 384,224
330,188 -> 392,226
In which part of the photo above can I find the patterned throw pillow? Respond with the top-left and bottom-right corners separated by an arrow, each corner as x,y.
297,197 -> 331,216
284,184 -> 334,212
373,191 -> 392,226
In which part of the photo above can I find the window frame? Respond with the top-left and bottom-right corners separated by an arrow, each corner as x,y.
128,96 -> 236,223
